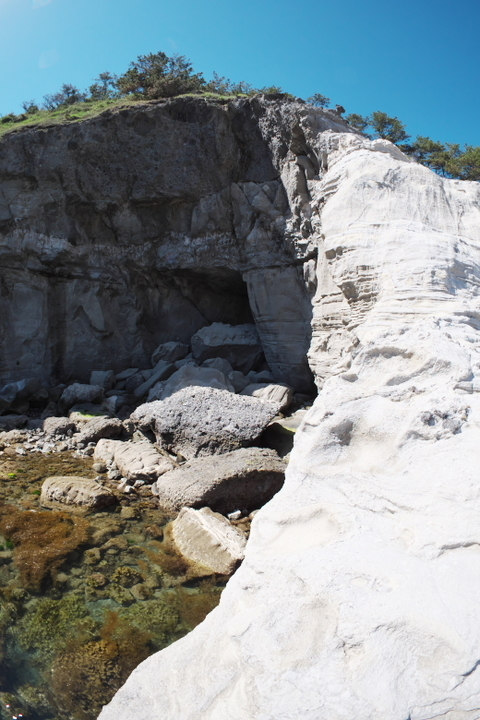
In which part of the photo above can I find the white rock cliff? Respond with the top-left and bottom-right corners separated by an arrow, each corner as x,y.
98,125 -> 480,718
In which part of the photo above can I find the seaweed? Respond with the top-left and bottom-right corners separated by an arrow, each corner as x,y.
0,504 -> 90,591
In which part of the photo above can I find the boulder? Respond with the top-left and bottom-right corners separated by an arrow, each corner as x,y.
43,417 -> 76,437
171,507 -> 246,575
131,386 -> 280,458
89,370 -> 115,390
151,341 -> 189,366
191,323 -> 263,374
132,361 -> 176,399
40,476 -> 116,510
68,403 -> 110,424
103,395 -> 127,414
202,357 -> 234,376
227,370 -> 250,393
0,378 -> 43,412
0,414 -> 29,430
74,416 -> 124,445
59,383 -> 104,410
94,439 -> 174,482
152,447 -> 285,514
115,368 -> 139,381
241,382 -> 293,411
158,364 -> 235,400
125,372 -> 145,394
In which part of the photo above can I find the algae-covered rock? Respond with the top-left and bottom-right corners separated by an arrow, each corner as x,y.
40,476 -> 116,511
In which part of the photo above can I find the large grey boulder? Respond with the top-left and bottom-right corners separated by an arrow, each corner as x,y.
0,377 -> 43,412
152,447 -> 285,514
171,507 -> 246,575
74,416 -> 124,445
40,476 -> 116,510
94,438 -> 174,482
151,341 -> 189,366
43,416 -> 76,437
155,364 -> 235,401
191,323 -> 263,374
59,383 -> 104,410
89,370 -> 115,390
131,386 -> 280,458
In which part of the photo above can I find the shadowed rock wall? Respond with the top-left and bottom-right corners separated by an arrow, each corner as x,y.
0,96 -> 352,391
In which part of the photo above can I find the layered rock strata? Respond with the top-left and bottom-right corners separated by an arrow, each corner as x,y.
99,123 -> 480,718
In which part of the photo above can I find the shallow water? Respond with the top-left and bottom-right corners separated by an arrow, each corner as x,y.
0,450 -> 226,720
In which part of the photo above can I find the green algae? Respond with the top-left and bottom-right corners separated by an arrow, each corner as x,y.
0,449 -> 225,720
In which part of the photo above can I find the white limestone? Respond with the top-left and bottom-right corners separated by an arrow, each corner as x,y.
99,130 -> 480,719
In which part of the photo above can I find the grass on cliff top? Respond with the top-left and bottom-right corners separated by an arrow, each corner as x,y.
0,92 -> 249,139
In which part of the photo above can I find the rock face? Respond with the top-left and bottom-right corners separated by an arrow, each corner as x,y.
94,438 -> 173,482
131,386 -> 280,458
99,126 -> 480,718
0,96 -> 352,393
151,447 -> 285,514
171,507 -> 247,575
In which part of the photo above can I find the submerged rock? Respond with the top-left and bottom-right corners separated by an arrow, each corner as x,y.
94,439 -> 174,482
152,447 -> 285,514
40,476 -> 116,510
171,507 -> 246,575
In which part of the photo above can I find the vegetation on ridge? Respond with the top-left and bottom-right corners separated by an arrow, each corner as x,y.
1,50 -> 479,180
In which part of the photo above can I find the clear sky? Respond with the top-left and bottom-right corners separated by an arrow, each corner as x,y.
0,0 -> 478,146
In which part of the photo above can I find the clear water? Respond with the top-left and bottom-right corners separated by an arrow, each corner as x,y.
0,449 -> 226,720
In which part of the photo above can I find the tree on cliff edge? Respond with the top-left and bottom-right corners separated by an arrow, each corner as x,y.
117,52 -> 206,99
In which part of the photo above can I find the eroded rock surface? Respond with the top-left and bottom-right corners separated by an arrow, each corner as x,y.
131,386 -> 280,458
152,447 -> 285,514
171,507 -> 247,575
40,476 -> 115,510
99,127 -> 480,719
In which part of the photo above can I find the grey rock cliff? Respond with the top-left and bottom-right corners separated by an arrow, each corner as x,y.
0,96 -> 352,392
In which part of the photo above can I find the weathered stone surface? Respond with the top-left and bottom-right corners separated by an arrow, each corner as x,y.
201,357 -> 234,375
0,414 -> 29,430
89,370 -> 115,390
151,341 -> 189,366
157,364 -> 235,400
191,323 -> 263,374
0,377 -> 43,412
99,129 -> 480,720
93,439 -> 173,482
42,416 -> 76,437
59,383 -> 104,410
132,361 -> 175,399
241,382 -> 293,411
171,507 -> 246,575
74,416 -> 124,445
152,447 -> 285,514
132,386 -> 279,458
40,476 -> 115,509
0,97 -> 338,392
227,370 -> 250,393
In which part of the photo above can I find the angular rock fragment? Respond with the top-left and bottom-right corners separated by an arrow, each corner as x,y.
191,323 -> 263,374
151,341 -> 189,366
172,507 -> 246,575
89,370 -> 115,390
74,417 -> 124,445
157,364 -> 235,400
60,383 -> 104,410
40,476 -> 116,510
132,361 -> 176,399
131,386 -> 280,458
42,417 -> 76,437
152,447 -> 285,514
241,382 -> 293,411
93,439 -> 174,482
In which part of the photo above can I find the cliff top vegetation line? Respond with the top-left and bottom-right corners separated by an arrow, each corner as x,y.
1,50 -> 479,181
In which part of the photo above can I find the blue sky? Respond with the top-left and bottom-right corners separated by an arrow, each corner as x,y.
0,0 -> 478,146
